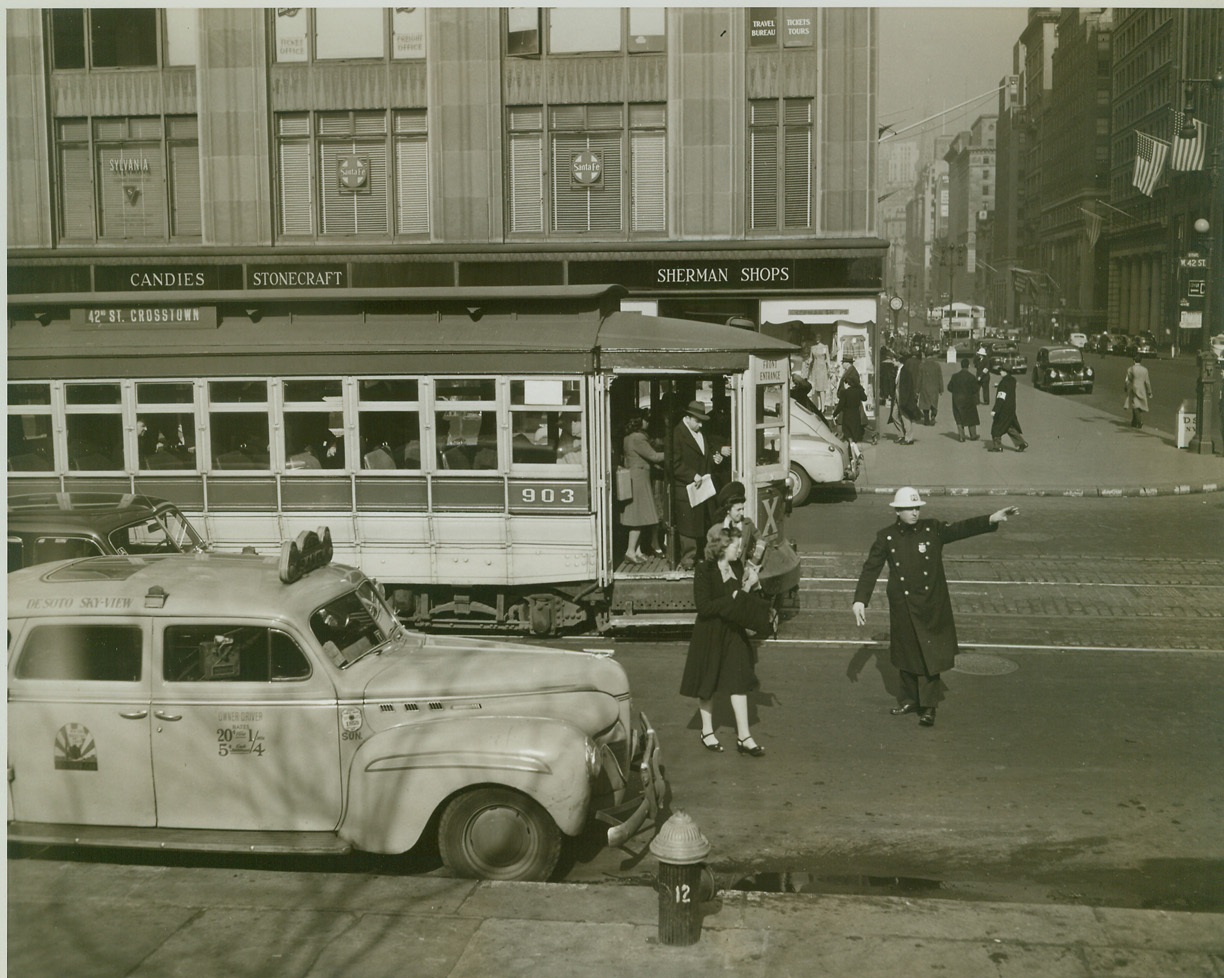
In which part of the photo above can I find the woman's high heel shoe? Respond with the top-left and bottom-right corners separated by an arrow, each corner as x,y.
700,732 -> 724,753
737,737 -> 765,757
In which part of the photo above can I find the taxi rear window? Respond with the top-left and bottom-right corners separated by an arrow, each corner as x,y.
16,623 -> 143,682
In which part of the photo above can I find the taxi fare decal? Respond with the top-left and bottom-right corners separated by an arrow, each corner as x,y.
217,712 -> 265,757
342,707 -> 363,741
55,723 -> 98,771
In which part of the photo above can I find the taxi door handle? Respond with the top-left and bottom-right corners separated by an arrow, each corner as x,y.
154,710 -> 183,722
119,710 -> 149,720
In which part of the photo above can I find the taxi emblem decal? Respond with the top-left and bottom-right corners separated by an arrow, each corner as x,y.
342,707 -> 363,732
55,723 -> 97,771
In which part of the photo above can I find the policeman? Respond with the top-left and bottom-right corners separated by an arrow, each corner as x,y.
851,487 -> 1019,726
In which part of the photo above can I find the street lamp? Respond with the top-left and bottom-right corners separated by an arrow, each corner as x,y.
1183,69 -> 1224,455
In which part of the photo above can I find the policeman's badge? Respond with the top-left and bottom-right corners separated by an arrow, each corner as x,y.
918,542 -> 928,553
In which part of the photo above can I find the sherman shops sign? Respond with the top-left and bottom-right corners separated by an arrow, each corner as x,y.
654,262 -> 793,286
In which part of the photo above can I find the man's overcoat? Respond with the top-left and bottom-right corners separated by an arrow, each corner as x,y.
853,515 -> 997,674
671,420 -> 717,540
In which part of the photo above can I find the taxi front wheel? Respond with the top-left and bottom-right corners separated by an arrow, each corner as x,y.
439,787 -> 562,882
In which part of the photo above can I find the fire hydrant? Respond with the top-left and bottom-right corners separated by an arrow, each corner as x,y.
649,810 -> 711,946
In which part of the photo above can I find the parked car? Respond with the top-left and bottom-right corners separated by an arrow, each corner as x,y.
1112,334 -> 1135,357
987,341 -> 1027,374
7,492 -> 207,572
1068,332 -> 1089,349
6,532 -> 664,882
787,393 -> 858,505
1032,345 -> 1095,394
1090,332 -> 1116,354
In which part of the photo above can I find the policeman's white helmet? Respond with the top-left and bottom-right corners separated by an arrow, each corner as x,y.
889,486 -> 926,508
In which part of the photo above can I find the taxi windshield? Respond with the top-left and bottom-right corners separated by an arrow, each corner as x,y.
107,507 -> 206,555
310,580 -> 399,668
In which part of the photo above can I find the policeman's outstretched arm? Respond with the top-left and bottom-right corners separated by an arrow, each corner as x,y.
989,505 -> 1020,524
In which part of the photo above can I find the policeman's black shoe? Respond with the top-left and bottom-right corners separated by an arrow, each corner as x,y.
918,710 -> 936,727
890,702 -> 917,715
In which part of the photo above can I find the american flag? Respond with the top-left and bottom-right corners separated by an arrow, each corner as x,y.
1132,131 -> 1169,197
1170,112 -> 1207,172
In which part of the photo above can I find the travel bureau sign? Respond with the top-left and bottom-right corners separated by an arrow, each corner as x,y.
337,155 -> 370,194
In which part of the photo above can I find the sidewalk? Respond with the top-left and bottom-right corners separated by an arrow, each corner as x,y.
9,860 -> 1224,978
855,362 -> 1223,497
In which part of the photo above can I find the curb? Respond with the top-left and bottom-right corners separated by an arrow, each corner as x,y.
858,482 -> 1222,498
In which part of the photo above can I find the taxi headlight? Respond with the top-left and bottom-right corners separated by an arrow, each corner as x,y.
1049,369 -> 1060,379
1086,367 -> 1094,377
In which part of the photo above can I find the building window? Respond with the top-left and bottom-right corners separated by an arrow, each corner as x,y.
48,8 -> 196,70
56,116 -> 201,242
747,7 -> 815,48
507,103 -> 666,237
276,110 -> 429,239
749,98 -> 813,231
273,8 -> 425,63
514,7 -> 664,56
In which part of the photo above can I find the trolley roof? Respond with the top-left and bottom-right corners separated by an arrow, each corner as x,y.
8,285 -> 796,376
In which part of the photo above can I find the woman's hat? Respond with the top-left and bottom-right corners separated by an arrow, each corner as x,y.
889,486 -> 926,508
685,400 -> 711,421
717,480 -> 746,510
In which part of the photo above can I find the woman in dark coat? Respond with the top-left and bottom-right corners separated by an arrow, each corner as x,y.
834,359 -> 868,447
946,358 -> 981,442
851,487 -> 1020,725
989,372 -> 1028,452
680,526 -> 771,756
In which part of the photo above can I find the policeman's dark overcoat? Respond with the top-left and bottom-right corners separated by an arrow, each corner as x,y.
853,515 -> 997,674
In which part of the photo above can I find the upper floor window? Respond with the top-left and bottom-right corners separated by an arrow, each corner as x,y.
276,110 -> 429,239
56,116 -> 202,242
506,8 -> 664,56
507,103 -> 666,236
273,8 -> 425,63
748,99 -> 813,231
746,8 -> 815,49
49,8 -> 197,70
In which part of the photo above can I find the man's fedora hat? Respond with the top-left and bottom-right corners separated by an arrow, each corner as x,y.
685,400 -> 711,421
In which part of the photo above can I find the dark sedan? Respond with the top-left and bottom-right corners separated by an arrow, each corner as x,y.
1032,345 -> 1095,394
987,341 -> 1027,374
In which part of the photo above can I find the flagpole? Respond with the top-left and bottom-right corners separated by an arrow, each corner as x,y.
1184,70 -> 1224,455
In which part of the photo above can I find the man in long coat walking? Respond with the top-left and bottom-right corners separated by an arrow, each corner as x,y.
851,487 -> 1019,726
946,357 -> 981,442
1123,354 -> 1153,429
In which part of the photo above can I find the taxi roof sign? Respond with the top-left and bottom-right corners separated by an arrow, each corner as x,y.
279,527 -> 333,584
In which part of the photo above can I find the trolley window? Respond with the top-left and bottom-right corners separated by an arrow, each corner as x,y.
136,381 -> 196,471
509,379 -> 584,469
358,378 -> 421,470
65,383 -> 124,472
208,380 -> 271,471
8,383 -> 55,472
282,379 -> 343,472
435,378 -> 499,471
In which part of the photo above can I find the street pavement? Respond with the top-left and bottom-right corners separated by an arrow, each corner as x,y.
9,360 -> 1224,978
854,358 -> 1223,497
9,858 -> 1224,978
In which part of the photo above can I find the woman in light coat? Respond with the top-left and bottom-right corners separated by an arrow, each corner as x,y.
619,415 -> 665,562
1123,355 -> 1153,429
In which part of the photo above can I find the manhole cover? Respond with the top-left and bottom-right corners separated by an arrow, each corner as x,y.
952,653 -> 1019,676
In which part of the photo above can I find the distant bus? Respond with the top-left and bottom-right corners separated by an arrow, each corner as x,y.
938,303 -> 987,351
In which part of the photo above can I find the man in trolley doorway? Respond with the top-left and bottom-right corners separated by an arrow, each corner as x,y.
850,488 -> 1020,727
671,400 -> 728,570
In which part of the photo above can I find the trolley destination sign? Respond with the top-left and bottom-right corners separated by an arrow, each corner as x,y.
71,306 -> 217,329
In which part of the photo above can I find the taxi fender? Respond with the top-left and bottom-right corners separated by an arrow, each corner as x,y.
339,714 -> 594,854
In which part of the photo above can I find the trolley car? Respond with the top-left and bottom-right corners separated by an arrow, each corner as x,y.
8,285 -> 798,634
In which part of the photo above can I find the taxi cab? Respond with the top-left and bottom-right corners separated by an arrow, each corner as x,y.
7,530 -> 663,881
